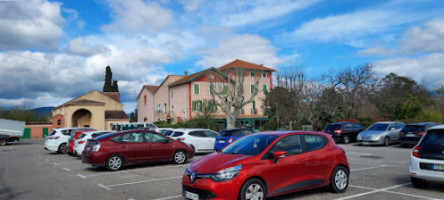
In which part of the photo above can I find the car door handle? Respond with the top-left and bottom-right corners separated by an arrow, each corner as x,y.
297,161 -> 304,165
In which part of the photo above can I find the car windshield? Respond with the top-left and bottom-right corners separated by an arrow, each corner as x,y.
219,130 -> 243,137
401,125 -> 425,133
171,132 -> 184,137
49,130 -> 56,136
367,123 -> 389,131
221,134 -> 278,156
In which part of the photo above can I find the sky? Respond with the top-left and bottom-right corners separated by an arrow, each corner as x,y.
0,0 -> 444,114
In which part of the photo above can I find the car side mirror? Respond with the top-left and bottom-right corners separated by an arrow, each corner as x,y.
272,150 -> 286,164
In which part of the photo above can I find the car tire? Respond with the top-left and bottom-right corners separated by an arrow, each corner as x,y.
384,137 -> 390,146
173,150 -> 187,164
239,178 -> 266,200
342,135 -> 350,144
411,176 -> 428,188
0,139 -> 6,146
58,143 -> 67,154
330,166 -> 349,193
106,155 -> 123,171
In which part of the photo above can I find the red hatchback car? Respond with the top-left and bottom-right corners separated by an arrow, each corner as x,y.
182,131 -> 350,200
82,130 -> 194,171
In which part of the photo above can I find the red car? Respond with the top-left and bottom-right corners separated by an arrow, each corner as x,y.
182,131 -> 350,200
82,130 -> 194,171
67,129 -> 95,155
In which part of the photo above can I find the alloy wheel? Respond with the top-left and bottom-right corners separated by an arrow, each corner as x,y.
335,169 -> 348,190
108,156 -> 122,170
245,184 -> 264,200
174,151 -> 186,164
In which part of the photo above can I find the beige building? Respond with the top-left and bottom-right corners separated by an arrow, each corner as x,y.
52,90 -> 129,130
137,59 -> 275,129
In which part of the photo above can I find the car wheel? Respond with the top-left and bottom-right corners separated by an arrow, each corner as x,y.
384,137 -> 390,146
342,135 -> 350,144
330,166 -> 349,193
58,143 -> 67,154
239,178 -> 266,200
173,150 -> 187,164
411,176 -> 428,188
106,155 -> 123,171
0,139 -> 6,146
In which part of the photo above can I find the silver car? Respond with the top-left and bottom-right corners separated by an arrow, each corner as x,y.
357,121 -> 404,146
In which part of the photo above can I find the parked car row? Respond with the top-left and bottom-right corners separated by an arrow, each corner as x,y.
323,121 -> 441,147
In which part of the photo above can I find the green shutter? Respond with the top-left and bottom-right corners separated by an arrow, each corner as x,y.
263,84 -> 268,94
223,85 -> 228,94
22,128 -> 31,139
250,72 -> 255,77
192,101 -> 196,111
43,128 -> 48,138
251,85 -> 255,93
253,101 -> 256,109
194,84 -> 199,94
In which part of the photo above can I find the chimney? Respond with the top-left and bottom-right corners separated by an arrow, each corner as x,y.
185,70 -> 188,76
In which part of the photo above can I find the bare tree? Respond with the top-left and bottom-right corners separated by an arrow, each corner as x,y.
209,69 -> 260,128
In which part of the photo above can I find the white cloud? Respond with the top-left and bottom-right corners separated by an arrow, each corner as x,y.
358,45 -> 394,57
102,0 -> 173,33
373,53 -> 444,88
196,34 -> 281,68
178,0 -> 201,12
67,37 -> 109,57
401,20 -> 444,54
0,0 -> 64,50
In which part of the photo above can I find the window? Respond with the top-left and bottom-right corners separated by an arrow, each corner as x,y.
223,85 -> 229,94
263,84 -> 268,94
189,131 -> 205,137
194,83 -> 200,95
352,123 -> 363,129
262,72 -> 267,78
250,84 -> 256,94
209,84 -> 214,94
164,103 -> 167,113
343,123 -> 353,129
270,135 -> 302,156
156,104 -> 162,114
252,101 -> 256,109
57,119 -> 61,125
250,72 -> 255,77
204,130 -> 218,138
144,132 -> 166,143
121,132 -> 144,143
144,95 -> 147,105
143,117 -> 147,122
192,100 -> 202,111
304,135 -> 327,152
171,132 -> 184,137
110,135 -> 122,143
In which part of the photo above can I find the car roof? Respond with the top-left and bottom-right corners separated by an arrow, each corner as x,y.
254,131 -> 326,136
427,124 -> 444,130
374,121 -> 401,124
220,128 -> 252,131
407,122 -> 440,126
328,122 -> 353,125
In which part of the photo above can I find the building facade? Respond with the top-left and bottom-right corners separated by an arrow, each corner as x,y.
51,90 -> 129,130
137,59 -> 275,129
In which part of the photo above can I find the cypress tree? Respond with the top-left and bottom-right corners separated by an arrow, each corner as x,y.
103,66 -> 113,92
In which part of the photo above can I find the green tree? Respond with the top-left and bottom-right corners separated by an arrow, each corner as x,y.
130,109 -> 138,122
103,66 -> 119,92
314,87 -> 346,130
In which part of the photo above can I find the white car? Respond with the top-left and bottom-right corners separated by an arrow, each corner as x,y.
409,125 -> 444,188
169,128 -> 218,153
44,127 -> 93,154
156,128 -> 175,135
73,130 -> 111,156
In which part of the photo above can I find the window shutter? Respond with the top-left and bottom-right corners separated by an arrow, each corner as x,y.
192,101 -> 196,111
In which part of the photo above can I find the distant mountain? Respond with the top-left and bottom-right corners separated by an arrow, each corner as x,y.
33,107 -> 54,116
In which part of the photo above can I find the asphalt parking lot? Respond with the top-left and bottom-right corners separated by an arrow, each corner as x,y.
1,139 -> 443,200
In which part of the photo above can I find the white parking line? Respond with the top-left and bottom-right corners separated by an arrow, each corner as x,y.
100,176 -> 182,189
153,195 -> 182,200
335,182 -> 411,200
351,164 -> 402,172
98,183 -> 111,191
349,185 -> 439,200
45,159 -> 49,162
53,162 -> 59,166
78,171 -> 130,179
78,174 -> 87,179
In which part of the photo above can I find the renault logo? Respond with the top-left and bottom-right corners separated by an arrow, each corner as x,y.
190,171 -> 196,184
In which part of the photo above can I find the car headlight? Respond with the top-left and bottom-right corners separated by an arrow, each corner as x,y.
185,164 -> 192,175
211,165 -> 242,182
372,134 -> 381,140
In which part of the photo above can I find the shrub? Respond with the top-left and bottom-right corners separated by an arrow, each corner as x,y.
416,108 -> 442,123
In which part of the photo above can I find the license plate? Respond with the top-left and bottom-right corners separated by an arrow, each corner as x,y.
432,164 -> 444,171
406,133 -> 415,137
185,191 -> 199,200
218,140 -> 225,143
86,147 -> 91,151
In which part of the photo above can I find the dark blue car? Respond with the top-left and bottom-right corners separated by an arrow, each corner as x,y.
213,128 -> 255,151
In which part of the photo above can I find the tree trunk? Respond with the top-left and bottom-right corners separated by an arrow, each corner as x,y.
226,113 -> 237,129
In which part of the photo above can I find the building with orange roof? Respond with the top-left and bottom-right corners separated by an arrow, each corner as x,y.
137,59 -> 276,129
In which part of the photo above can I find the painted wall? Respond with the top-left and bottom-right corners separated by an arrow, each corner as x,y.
25,124 -> 52,138
137,88 -> 155,122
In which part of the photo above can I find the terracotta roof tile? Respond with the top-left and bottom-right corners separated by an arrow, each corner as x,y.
105,110 -> 129,119
136,85 -> 159,99
65,99 -> 105,106
219,59 -> 276,71
102,92 -> 121,103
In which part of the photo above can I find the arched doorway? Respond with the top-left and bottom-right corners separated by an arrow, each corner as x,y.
72,109 -> 92,127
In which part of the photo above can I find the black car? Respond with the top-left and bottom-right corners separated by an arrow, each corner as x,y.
323,122 -> 365,144
398,122 -> 441,147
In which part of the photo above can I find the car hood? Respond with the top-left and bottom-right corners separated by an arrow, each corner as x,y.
359,130 -> 386,136
188,152 -> 251,174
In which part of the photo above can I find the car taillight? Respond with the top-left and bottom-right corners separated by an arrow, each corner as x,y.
177,138 -> 185,142
228,138 -> 233,144
93,141 -> 100,152
79,141 -> 86,144
399,132 -> 404,135
412,146 -> 420,158
334,129 -> 343,134
418,132 -> 425,136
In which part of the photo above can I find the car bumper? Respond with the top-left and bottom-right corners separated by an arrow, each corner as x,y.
357,137 -> 384,145
181,174 -> 243,200
409,156 -> 444,184
44,141 -> 59,152
81,152 -> 108,166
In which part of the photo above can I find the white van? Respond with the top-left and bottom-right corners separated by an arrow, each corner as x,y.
110,122 -> 158,131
